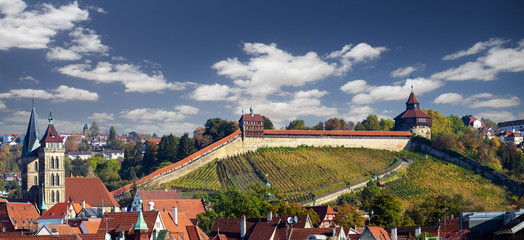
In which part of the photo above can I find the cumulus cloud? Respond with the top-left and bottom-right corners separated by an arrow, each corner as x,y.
0,85 -> 98,102
174,105 -> 199,115
442,38 -> 507,60
476,111 -> 516,123
19,76 -> 39,85
327,43 -> 387,74
340,80 -> 370,94
343,78 -> 442,105
0,0 -> 89,50
47,27 -> 109,61
88,113 -> 114,122
433,39 -> 524,81
190,84 -> 236,101
0,101 -> 6,111
58,62 -> 193,93
341,105 -> 391,123
390,64 -> 425,78
121,105 -> 200,123
433,92 -> 520,109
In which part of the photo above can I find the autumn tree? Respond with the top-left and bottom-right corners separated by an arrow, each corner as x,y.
193,127 -> 213,150
83,124 -> 89,137
78,139 -> 90,152
64,136 -> 79,152
312,122 -> 324,130
71,157 -> 89,177
325,118 -> 348,130
335,203 -> 365,228
347,121 -> 356,131
423,109 -> 451,137
90,121 -> 100,137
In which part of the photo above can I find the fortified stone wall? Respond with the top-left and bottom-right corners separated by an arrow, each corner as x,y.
145,134 -> 411,187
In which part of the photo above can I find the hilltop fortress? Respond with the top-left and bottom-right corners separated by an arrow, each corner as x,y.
112,91 -> 432,198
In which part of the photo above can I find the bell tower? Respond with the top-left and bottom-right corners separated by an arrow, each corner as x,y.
38,112 -> 65,209
21,99 -> 41,201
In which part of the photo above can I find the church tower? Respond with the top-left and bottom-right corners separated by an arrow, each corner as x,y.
21,100 -> 42,201
37,112 -> 65,209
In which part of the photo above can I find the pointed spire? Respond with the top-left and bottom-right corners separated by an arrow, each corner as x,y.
250,106 -> 254,116
48,110 -> 53,125
22,100 -> 41,157
134,199 -> 148,230
40,183 -> 47,213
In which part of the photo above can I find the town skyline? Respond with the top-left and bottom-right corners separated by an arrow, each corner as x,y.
1,0 -> 523,136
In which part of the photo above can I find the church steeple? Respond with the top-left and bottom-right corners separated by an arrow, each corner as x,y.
22,100 -> 41,157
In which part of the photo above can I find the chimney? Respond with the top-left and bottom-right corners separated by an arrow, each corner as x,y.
97,207 -> 104,218
267,211 -> 272,222
173,207 -> 178,225
240,215 -> 246,239
81,200 -> 85,209
148,201 -> 155,211
415,226 -> 421,238
391,226 -> 397,240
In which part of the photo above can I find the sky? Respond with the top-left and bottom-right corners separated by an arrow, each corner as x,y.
0,0 -> 523,136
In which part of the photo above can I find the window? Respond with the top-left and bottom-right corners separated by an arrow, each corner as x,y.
34,176 -> 37,186
34,162 -> 38,171
51,174 -> 55,186
51,191 -> 55,202
56,158 -> 59,169
56,191 -> 59,202
56,174 -> 59,186
51,157 -> 55,169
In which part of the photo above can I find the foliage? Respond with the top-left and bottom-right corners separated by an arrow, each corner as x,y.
121,142 -> 144,180
71,157 -> 89,177
405,194 -> 481,226
142,141 -> 158,175
64,136 -> 78,152
204,118 -> 239,143
158,134 -> 179,163
176,133 -> 196,161
193,127 -> 213,150
0,144 -> 21,174
370,194 -> 402,228
83,124 -> 89,137
325,118 -> 348,131
90,121 -> 100,137
78,139 -> 90,151
64,157 -> 71,177
347,121 -> 356,131
355,115 -> 394,131
286,119 -> 310,130
106,126 -> 125,150
334,203 -> 365,228
262,116 -> 274,130
360,180 -> 381,212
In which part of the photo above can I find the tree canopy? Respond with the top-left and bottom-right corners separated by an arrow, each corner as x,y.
286,119 -> 310,130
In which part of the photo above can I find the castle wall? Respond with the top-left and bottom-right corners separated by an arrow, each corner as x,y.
145,134 -> 411,188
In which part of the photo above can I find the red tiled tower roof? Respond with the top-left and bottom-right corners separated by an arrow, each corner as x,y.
406,92 -> 420,104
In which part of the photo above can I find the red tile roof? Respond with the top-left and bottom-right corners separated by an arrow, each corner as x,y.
368,226 -> 391,240
0,234 -> 80,240
0,202 -> 40,231
406,92 -> 420,104
40,124 -> 64,143
305,206 -> 337,224
210,215 -> 310,240
39,202 -> 72,219
239,114 -> 264,122
142,199 -> 205,219
137,190 -> 180,201
264,130 -> 412,137
395,109 -> 432,119
186,225 -> 208,240
160,211 -> 192,239
45,224 -> 79,235
82,220 -> 101,234
111,130 -> 242,196
65,177 -> 119,207
289,227 -> 342,240
77,234 -> 106,240
97,211 -> 158,236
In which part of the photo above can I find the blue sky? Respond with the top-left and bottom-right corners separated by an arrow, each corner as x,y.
1,0 -> 523,136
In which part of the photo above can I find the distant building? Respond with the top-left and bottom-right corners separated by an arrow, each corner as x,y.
2,133 -> 24,146
394,90 -> 432,138
130,190 -> 180,212
239,106 -> 265,138
0,201 -> 40,232
498,119 -> 524,132
462,115 -> 485,129
66,151 -> 93,161
3,173 -> 20,182
102,149 -> 124,159
305,205 -> 338,228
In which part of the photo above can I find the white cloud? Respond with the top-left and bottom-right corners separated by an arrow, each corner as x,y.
340,80 -> 370,94
433,93 -> 464,105
0,0 -> 89,50
390,64 -> 425,78
120,106 -> 199,123
19,76 -> 40,85
434,92 -> 520,109
88,113 -> 114,122
58,62 -> 193,93
47,27 -> 109,61
345,78 -> 442,105
190,84 -> 236,101
442,38 -> 507,60
327,43 -> 387,73
433,39 -> 524,81
0,85 -> 98,102
0,101 -> 6,111
341,105 -> 391,123
175,105 -> 199,115
476,111 -> 516,123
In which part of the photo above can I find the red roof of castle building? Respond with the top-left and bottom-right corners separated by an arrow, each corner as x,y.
264,130 -> 412,137
142,199 -> 205,220
395,109 -> 432,119
40,124 -> 63,143
239,113 -> 264,122
65,177 -> 119,207
406,92 -> 420,104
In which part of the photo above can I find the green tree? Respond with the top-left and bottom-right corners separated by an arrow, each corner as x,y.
83,124 -> 90,137
355,122 -> 365,131
90,121 -> 100,137
423,109 -> 451,137
121,142 -> 144,180
262,116 -> 275,130
78,139 -> 90,152
106,126 -> 125,150
379,119 -> 394,131
71,157 -> 89,177
370,194 -> 402,228
347,121 -> 356,131
142,141 -> 158,174
176,133 -> 196,161
360,180 -> 381,212
448,115 -> 468,134
64,157 -> 71,177
405,194 -> 477,226
286,119 -> 309,130
158,134 -> 179,163
361,115 -> 381,131
312,121 -> 324,130
483,118 -> 498,130
204,118 -> 239,142
335,203 -> 365,228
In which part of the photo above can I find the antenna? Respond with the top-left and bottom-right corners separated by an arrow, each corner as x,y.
410,76 -> 414,93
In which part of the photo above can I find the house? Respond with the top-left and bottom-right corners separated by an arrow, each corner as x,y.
4,173 -> 21,182
209,214 -> 313,240
65,177 -> 120,212
389,226 -> 439,240
498,119 -> 524,133
36,224 -> 80,235
305,205 -> 338,228
496,130 -> 523,146
67,219 -> 100,234
2,133 -> 24,146
38,202 -> 82,226
102,149 -> 124,159
494,213 -> 524,239
66,151 -> 93,161
0,201 -> 40,232
359,226 -> 390,240
288,227 -> 346,240
462,115 -> 485,129
97,211 -> 164,240
239,107 -> 265,138
461,209 -> 524,238
130,190 -> 180,212
142,199 -> 206,224
160,210 -> 208,240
